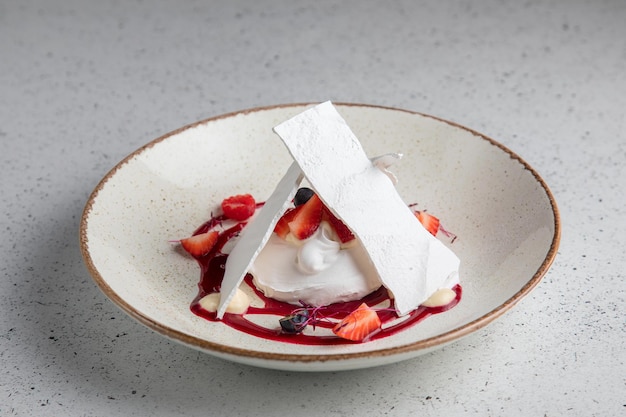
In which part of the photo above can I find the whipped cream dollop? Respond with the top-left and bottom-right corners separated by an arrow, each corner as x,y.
294,223 -> 341,274
250,223 -> 459,308
198,288 -> 250,314
250,223 -> 382,306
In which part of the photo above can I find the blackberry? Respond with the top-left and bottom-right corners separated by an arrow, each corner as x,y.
279,310 -> 310,334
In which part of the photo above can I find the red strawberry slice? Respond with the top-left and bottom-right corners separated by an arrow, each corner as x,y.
333,303 -> 382,342
274,206 -> 301,239
287,193 -> 323,240
221,194 -> 256,221
322,207 -> 355,243
415,211 -> 440,236
180,230 -> 219,257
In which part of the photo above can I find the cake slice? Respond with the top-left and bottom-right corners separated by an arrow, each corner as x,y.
217,101 -> 459,318
273,101 -> 459,316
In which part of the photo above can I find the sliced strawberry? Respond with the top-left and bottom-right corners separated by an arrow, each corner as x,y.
322,207 -> 355,243
180,230 -> 219,257
221,194 -> 256,221
415,211 -> 440,236
333,303 -> 382,342
287,193 -> 323,240
274,206 -> 301,239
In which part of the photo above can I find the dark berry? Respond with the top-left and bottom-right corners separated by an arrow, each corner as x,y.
294,187 -> 315,206
279,310 -> 309,334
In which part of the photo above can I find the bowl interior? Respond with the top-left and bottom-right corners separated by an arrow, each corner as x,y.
80,103 -> 559,366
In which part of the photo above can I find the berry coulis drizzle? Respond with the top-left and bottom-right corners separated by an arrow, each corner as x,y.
188,207 -> 462,345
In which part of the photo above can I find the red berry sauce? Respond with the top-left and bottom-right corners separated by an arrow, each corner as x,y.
188,205 -> 461,345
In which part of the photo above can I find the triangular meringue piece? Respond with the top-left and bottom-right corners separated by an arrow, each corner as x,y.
217,101 -> 460,318
273,101 -> 459,315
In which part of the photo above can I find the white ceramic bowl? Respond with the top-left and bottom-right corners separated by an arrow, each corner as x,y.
80,103 -> 560,371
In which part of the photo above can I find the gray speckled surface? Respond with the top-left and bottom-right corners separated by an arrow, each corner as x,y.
1,0 -> 624,415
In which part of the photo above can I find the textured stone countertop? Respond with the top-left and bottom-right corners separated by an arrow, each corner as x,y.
2,1 -> 624,416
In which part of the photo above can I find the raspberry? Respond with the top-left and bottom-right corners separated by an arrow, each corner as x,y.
221,194 -> 256,221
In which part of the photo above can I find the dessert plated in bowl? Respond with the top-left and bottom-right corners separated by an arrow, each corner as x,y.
79,102 -> 560,371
